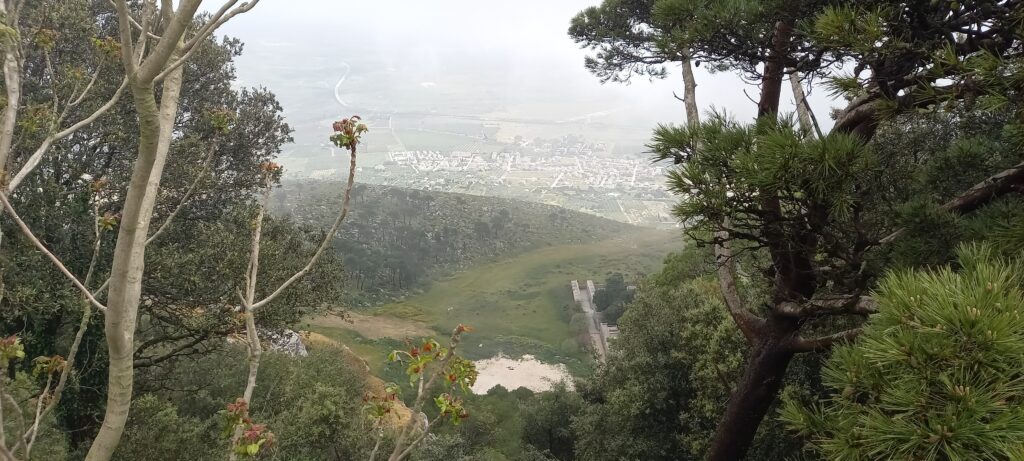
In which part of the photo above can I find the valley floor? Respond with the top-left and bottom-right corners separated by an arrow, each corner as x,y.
304,228 -> 680,391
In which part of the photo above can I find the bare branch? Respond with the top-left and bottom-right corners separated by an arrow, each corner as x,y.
6,78 -> 129,194
941,160 -> 1024,215
0,2 -> 23,174
108,0 -> 162,40
0,192 -> 107,312
789,328 -> 862,353
714,227 -> 766,343
788,70 -> 823,139
155,0 -> 261,83
136,0 -> 202,83
145,140 -> 218,245
390,326 -> 467,461
880,160 -> 1024,245
249,145 -> 358,311
110,0 -> 139,74
68,65 -> 103,108
183,0 -> 241,50
775,296 -> 878,318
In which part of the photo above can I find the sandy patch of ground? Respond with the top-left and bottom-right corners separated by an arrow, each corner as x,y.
311,312 -> 434,340
301,332 -> 412,428
471,354 -> 574,394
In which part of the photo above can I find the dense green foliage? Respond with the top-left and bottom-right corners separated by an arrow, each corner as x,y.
275,182 -> 636,299
592,273 -> 635,324
782,246 -> 1024,460
0,1 -> 345,453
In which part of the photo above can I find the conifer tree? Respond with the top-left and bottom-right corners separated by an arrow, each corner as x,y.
781,245 -> 1024,460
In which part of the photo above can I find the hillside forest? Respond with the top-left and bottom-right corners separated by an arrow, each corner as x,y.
0,1 -> 1023,461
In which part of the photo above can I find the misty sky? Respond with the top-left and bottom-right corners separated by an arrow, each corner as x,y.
213,0 -> 837,142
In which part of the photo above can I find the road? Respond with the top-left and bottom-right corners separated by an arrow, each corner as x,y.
573,280 -> 608,361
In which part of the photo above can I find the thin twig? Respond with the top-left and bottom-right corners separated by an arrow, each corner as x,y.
249,143 -> 358,311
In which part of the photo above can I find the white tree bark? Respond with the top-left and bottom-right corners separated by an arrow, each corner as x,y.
85,45 -> 185,461
0,1 -> 23,177
788,70 -> 821,138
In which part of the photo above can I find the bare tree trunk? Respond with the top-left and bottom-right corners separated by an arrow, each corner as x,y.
789,71 -> 814,136
85,53 -> 185,461
707,319 -> 796,461
707,17 -> 795,461
0,1 -> 22,175
680,52 -> 699,128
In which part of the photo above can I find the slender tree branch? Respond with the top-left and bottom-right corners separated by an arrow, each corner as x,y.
155,0 -> 261,83
789,328 -> 862,353
388,326 -> 465,461
68,64 -> 104,109
110,0 -> 138,74
6,78 -> 129,194
395,414 -> 444,461
880,160 -> 1024,244
0,192 -> 107,312
145,139 -> 218,245
714,227 -> 766,343
109,0 -> 162,40
134,0 -> 202,83
368,429 -> 384,461
249,145 -> 358,311
775,296 -> 878,318
12,201 -> 104,457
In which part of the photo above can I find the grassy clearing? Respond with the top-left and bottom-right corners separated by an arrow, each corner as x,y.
306,228 -> 680,379
370,228 -> 680,364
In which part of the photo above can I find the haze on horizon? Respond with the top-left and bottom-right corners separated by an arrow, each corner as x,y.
213,0 -> 838,173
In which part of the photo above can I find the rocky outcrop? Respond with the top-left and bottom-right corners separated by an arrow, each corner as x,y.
262,329 -> 309,357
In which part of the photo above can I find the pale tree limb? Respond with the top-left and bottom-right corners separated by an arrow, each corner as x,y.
679,58 -> 765,342
85,36 -> 186,461
155,0 -> 262,83
394,414 -> 444,461
0,371 -> 9,452
109,0 -> 162,40
21,373 -> 53,459
0,0 -> 24,175
89,136 -> 223,297
0,192 -> 108,312
368,428 -> 384,461
5,78 -> 130,194
248,144 -> 358,311
136,0 -> 203,82
714,228 -> 766,343
67,64 -> 103,109
680,51 -> 699,128
788,70 -> 822,139
775,296 -> 878,318
109,0 -> 139,74
229,139 -> 358,459
227,180 -> 270,461
789,328 -> 863,353
144,138 -> 219,245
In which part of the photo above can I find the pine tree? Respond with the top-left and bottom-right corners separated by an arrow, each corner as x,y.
782,245 -> 1024,460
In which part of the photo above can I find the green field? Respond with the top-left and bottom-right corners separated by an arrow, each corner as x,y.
308,228 -> 681,376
